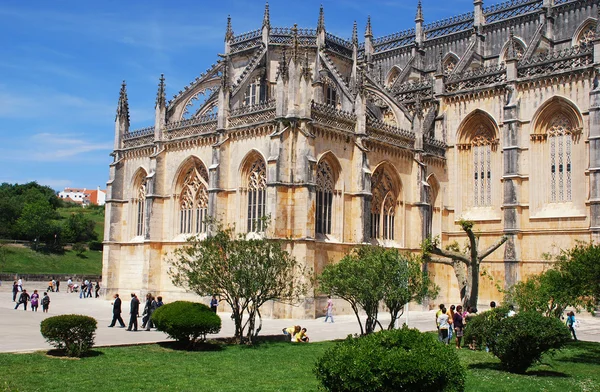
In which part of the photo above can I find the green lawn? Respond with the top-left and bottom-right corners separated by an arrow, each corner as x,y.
1,245 -> 102,275
0,340 -> 598,392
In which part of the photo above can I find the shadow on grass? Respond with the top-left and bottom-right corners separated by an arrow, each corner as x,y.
468,362 -> 570,378
557,341 -> 600,364
46,349 -> 104,358
76,254 -> 88,259
157,341 -> 224,352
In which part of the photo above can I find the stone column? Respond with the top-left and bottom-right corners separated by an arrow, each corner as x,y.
589,75 -> 600,242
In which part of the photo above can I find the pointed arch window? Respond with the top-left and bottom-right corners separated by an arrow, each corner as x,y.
316,161 -> 334,235
578,23 -> 596,46
548,114 -> 573,203
247,159 -> 267,232
472,131 -> 493,207
179,165 -> 209,235
135,179 -> 147,237
370,171 -> 396,240
443,57 -> 458,75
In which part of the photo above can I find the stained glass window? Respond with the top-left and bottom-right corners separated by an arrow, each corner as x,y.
316,161 -> 334,235
247,159 -> 267,232
136,179 -> 147,237
179,165 -> 209,234
370,170 -> 395,240
548,115 -> 573,203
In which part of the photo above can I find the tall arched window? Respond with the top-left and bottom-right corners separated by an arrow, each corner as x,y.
135,179 -> 147,237
370,168 -> 397,240
247,159 -> 267,232
577,23 -> 596,46
316,161 -> 334,235
548,114 -> 573,203
179,164 -> 209,235
472,130 -> 493,207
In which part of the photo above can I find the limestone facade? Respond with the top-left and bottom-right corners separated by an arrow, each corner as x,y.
103,0 -> 600,317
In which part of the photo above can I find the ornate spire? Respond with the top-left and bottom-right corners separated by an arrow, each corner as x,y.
365,16 -> 373,38
156,74 -> 166,108
415,1 -> 424,22
262,2 -> 270,30
302,49 -> 312,79
277,46 -> 289,81
291,24 -> 299,60
352,21 -> 358,46
317,5 -> 325,33
506,28 -> 517,60
116,80 -> 130,124
225,15 -> 234,42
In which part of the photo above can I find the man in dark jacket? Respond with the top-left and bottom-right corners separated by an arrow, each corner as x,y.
127,293 -> 140,331
14,289 -> 30,310
108,293 -> 125,328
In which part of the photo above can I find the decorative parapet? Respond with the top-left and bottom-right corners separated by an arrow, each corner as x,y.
373,28 -> 415,53
231,29 -> 262,53
517,45 -> 593,78
123,126 -> 155,148
325,32 -> 353,58
424,11 -> 474,40
391,78 -> 433,102
424,136 -> 447,158
164,113 -> 218,141
311,101 -> 356,133
483,0 -> 542,24
366,117 -> 415,150
228,100 -> 276,128
445,64 -> 506,93
269,27 -> 317,46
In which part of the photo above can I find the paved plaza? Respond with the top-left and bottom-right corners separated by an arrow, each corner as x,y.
1,281 -> 599,353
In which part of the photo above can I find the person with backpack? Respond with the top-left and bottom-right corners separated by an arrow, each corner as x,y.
42,292 -> 50,313
30,290 -> 40,312
14,289 -> 30,311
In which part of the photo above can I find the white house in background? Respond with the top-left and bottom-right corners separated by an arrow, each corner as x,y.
58,186 -> 106,206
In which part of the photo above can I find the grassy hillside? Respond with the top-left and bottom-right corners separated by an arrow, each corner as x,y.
57,206 -> 105,239
0,244 -> 102,275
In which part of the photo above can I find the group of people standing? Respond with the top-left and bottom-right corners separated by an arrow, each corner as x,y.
108,292 -> 163,332
13,282 -> 51,313
436,303 -> 485,349
74,279 -> 100,298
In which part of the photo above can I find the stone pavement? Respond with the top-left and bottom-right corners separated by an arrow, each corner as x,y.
1,281 -> 599,353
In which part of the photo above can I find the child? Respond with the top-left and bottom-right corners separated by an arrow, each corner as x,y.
282,325 -> 301,341
295,328 -> 309,343
30,290 -> 40,312
42,292 -> 50,313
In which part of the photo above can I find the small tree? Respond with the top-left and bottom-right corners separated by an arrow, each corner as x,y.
169,222 -> 308,344
16,200 -> 56,250
422,220 -> 507,308
318,246 -> 437,335
556,242 -> 600,312
62,212 -> 97,244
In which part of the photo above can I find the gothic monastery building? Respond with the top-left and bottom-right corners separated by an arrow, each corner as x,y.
103,0 -> 600,317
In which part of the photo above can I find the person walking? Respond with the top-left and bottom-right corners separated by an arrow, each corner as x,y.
12,281 -> 18,302
55,279 -> 60,292
155,296 -> 164,309
566,311 -> 578,341
95,282 -> 101,298
17,278 -> 23,292
448,305 -> 455,341
144,295 -> 157,331
108,294 -> 125,328
30,290 -> 40,312
210,295 -> 219,313
42,292 -> 50,313
324,295 -> 334,323
453,305 -> 465,349
79,280 -> 86,299
67,278 -> 73,293
86,281 -> 93,298
14,289 -> 30,311
127,293 -> 140,331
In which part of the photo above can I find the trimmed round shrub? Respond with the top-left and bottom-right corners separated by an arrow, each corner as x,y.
88,240 -> 103,251
40,315 -> 97,357
463,307 -> 508,351
314,326 -> 466,392
151,301 -> 221,347
490,311 -> 571,373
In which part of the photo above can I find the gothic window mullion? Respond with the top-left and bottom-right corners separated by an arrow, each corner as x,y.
566,136 -> 572,202
550,135 -> 557,203
558,134 -> 564,202
473,146 -> 479,207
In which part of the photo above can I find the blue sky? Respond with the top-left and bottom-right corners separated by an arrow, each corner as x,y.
0,0 -> 476,191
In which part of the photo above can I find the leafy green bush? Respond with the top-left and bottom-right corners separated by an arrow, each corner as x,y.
463,307 -> 508,351
72,242 -> 87,256
152,301 -> 221,348
490,311 -> 571,373
88,240 -> 103,251
40,315 -> 97,357
314,326 -> 466,392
